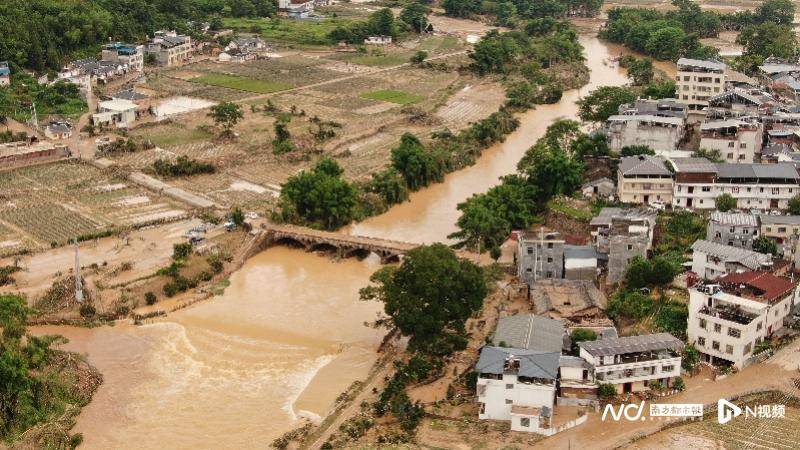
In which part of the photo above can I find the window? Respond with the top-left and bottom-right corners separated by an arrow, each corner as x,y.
744,343 -> 752,355
726,344 -> 734,354
714,323 -> 722,333
546,257 -> 553,263
547,243 -> 553,249
779,227 -> 787,233
712,341 -> 720,350
699,318 -> 707,329
526,268 -> 532,273
698,337 -> 706,346
757,322 -> 763,331
732,187 -> 739,194
627,244 -> 633,250
506,384 -> 514,389
663,365 -> 675,372
521,418 -> 530,427
527,247 -> 533,255
728,328 -> 741,338
728,141 -> 735,148
773,188 -> 780,195
505,399 -> 513,404
702,186 -> 711,192
740,143 -> 747,149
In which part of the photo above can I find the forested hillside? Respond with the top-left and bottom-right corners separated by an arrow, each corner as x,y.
0,0 -> 277,72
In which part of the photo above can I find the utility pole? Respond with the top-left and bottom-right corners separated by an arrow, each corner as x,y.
74,240 -> 83,303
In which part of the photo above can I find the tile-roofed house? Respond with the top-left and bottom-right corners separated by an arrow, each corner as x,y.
564,245 -> 600,281
110,88 -> 148,102
616,155 -> 673,206
717,271 -> 796,303
678,58 -> 726,72
667,157 -> 717,173
476,347 -> 561,380
691,239 -> 772,279
699,119 -> 764,163
578,332 -> 683,393
492,314 -> 565,353
578,332 -> 684,357
707,212 -> 760,250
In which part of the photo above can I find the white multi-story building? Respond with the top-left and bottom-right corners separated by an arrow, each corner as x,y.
670,158 -> 800,211
690,239 -> 772,280
476,346 -> 559,431
688,272 -> 799,368
578,333 -> 683,394
517,228 -> 565,285
676,58 -> 726,110
699,119 -> 763,163
616,155 -> 674,205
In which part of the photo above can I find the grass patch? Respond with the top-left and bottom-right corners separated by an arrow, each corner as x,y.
131,125 -> 213,148
344,53 -> 412,67
210,278 -> 231,296
547,196 -> 594,222
361,89 -> 424,105
192,73 -> 291,94
418,36 -> 463,53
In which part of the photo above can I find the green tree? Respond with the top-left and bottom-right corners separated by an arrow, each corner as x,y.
442,0 -> 481,18
577,86 -> 637,122
517,141 -> 584,202
278,158 -> 359,230
360,244 -> 487,355
208,102 -> 244,136
620,145 -> 655,157
230,206 -> 245,227
790,194 -> 800,215
391,133 -> 443,191
570,328 -> 597,355
645,27 -> 686,61
753,235 -> 779,256
272,114 -> 294,154
366,168 -> 409,205
410,50 -> 428,65
693,148 -> 724,163
737,22 -> 797,59
756,0 -> 795,25
627,58 -> 654,85
715,193 -> 736,212
400,3 -> 429,33
172,242 -> 193,260
682,343 -> 700,371
643,80 -> 677,99
368,8 -> 396,37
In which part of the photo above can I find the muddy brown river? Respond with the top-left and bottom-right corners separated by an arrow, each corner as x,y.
39,37 -> 648,449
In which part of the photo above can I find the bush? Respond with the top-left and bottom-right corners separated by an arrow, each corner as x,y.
144,292 -> 157,305
715,193 -> 736,212
79,302 -> 96,318
673,376 -> 686,391
172,242 -> 193,260
570,328 -> 597,355
598,383 -> 617,398
153,156 -> 216,177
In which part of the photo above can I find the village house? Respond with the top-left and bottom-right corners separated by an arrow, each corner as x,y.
43,121 -> 73,140
517,228 -> 565,285
706,212 -> 760,250
578,333 -> 683,394
670,158 -> 800,211
699,119 -> 763,163
279,0 -> 316,18
145,31 -> 193,67
590,207 -> 656,283
364,35 -> 393,46
688,271 -> 799,368
92,98 -> 139,128
563,245 -> 601,281
581,177 -> 615,200
0,61 -> 10,86
219,37 -> 269,63
605,98 -> 687,154
676,58 -> 727,110
690,239 -> 772,280
101,42 -> 144,72
707,87 -> 782,118
491,314 -> 567,353
527,279 -> 611,329
616,155 -> 674,205
58,58 -> 127,86
759,215 -> 800,263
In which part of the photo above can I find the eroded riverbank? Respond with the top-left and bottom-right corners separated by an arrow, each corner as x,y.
37,35 -> 640,449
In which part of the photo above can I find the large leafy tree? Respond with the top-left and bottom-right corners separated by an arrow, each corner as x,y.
208,102 -> 244,135
360,244 -> 487,354
278,158 -> 359,230
577,86 -> 637,123
737,22 -> 797,60
400,3 -> 429,33
391,133 -> 443,191
755,0 -> 795,25
517,141 -> 584,201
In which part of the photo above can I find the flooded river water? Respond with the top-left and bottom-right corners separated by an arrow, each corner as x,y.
39,37 -> 644,449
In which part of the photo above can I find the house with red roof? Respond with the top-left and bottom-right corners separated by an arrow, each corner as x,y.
688,270 -> 799,368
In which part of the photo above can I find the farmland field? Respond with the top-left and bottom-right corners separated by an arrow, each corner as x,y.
191,73 -> 292,94
361,89 -> 424,105
0,162 -> 188,253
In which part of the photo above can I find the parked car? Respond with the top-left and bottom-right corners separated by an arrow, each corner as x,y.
649,201 -> 666,211
223,221 -> 236,231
